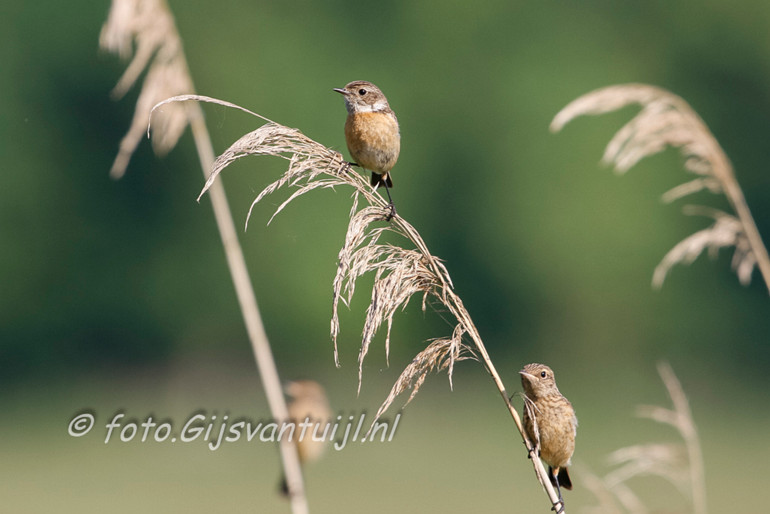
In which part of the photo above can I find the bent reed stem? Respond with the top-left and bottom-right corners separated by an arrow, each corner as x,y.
389,215 -> 564,510
182,98 -> 568,512
450,290 -> 564,509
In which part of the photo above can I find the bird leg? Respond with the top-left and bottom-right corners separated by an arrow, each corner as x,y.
381,181 -> 396,221
551,475 -> 565,513
343,161 -> 395,220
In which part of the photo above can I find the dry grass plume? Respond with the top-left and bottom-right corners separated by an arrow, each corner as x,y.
552,84 -> 770,294
100,0 -> 194,179
582,363 -> 706,514
180,93 -> 569,511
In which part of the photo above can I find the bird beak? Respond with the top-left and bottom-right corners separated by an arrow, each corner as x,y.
333,88 -> 348,95
519,371 -> 536,382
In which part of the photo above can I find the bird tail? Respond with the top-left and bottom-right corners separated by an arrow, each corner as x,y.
371,172 -> 393,189
549,466 -> 573,490
278,475 -> 289,498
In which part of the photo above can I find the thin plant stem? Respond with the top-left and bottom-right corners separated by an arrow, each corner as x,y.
692,116 -> 770,294
656,362 -> 706,514
447,282 -> 564,509
100,0 -> 309,507
390,210 -> 564,510
583,363 -> 707,514
720,171 -> 770,294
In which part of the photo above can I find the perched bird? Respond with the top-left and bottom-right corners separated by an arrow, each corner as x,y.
520,363 -> 577,508
279,380 -> 332,497
334,80 -> 400,218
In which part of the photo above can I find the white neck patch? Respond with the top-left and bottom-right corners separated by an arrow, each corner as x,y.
353,100 -> 388,113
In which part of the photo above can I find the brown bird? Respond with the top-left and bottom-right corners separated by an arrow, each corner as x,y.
520,363 -> 577,509
279,380 -> 332,497
334,80 -> 400,218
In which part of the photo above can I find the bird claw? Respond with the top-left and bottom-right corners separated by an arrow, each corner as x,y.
525,443 -> 538,459
336,159 -> 357,176
385,202 -> 396,221
551,499 -> 565,513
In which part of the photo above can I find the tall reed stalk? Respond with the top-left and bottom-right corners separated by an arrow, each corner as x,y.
100,1 -> 309,512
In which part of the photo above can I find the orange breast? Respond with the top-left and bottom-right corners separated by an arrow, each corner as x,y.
344,111 -> 400,173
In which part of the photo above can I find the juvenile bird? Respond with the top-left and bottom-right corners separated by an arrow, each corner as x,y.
279,380 -> 331,497
520,363 -> 577,509
334,80 -> 400,219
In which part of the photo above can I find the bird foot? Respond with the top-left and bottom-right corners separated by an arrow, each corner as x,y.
525,444 -> 538,459
385,202 -> 396,221
337,161 -> 357,176
551,499 -> 565,513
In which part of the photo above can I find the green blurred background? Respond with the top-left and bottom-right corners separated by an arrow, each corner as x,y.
2,0 -> 769,512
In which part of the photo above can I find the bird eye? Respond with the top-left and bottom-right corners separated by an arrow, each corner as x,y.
540,371 -> 547,378
358,89 -> 367,95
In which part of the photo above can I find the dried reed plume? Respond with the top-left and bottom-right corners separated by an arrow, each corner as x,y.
100,1 -> 309,512
551,84 -> 770,294
100,0 -> 193,179
582,362 -> 706,514
183,94 -> 569,512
